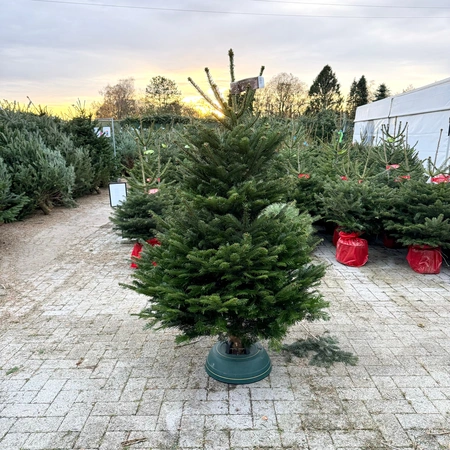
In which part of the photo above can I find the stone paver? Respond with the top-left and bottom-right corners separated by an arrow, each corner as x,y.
1,192 -> 450,449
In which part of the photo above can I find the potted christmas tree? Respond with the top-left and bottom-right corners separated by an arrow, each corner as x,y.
111,126 -> 176,268
317,178 -> 392,266
125,50 -> 328,384
367,122 -> 424,248
383,180 -> 450,273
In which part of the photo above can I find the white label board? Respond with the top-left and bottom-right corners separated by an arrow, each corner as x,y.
108,182 -> 127,207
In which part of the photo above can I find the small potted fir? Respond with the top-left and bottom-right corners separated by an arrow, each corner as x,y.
111,127 -> 175,267
383,180 -> 450,273
317,179 -> 392,267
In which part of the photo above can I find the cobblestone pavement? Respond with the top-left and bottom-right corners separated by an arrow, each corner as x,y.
1,192 -> 450,450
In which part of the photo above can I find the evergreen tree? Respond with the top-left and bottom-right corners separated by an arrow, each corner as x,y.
301,109 -> 339,142
306,65 -> 343,114
0,157 -> 28,223
383,181 -> 450,248
111,126 -> 177,241
55,134 -> 95,198
65,104 -> 116,190
373,83 -> 390,101
347,79 -> 358,113
347,75 -> 369,119
356,76 -> 369,105
0,101 -> 97,204
126,51 -> 328,350
372,123 -> 424,186
317,179 -> 393,235
0,128 -> 75,216
111,188 -> 174,241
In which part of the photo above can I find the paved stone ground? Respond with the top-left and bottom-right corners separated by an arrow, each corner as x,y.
1,192 -> 450,450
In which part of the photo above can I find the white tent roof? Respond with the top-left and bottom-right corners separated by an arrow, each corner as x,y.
353,78 -> 450,168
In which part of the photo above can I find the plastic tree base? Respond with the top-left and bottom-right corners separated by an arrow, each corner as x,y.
205,341 -> 272,384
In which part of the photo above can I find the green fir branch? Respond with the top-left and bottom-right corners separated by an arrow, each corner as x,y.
282,333 -> 358,368
205,68 -> 228,112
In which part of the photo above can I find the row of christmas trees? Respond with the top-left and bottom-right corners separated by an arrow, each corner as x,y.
0,102 -> 116,222
113,115 -> 450,274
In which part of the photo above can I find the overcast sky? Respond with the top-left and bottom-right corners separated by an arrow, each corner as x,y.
1,0 -> 449,113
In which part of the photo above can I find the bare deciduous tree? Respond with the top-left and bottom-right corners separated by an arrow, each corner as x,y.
95,78 -> 137,119
254,72 -> 308,118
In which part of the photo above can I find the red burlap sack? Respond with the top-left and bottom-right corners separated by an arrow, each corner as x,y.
130,238 -> 161,268
336,231 -> 368,267
406,245 -> 442,274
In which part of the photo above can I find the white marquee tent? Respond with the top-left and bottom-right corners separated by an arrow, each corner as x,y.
353,77 -> 450,169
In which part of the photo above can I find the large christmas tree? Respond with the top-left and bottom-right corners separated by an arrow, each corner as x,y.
127,51 -> 327,358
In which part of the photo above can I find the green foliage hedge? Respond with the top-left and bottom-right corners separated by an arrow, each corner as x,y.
120,114 -> 191,128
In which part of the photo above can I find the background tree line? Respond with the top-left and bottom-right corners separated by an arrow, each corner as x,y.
93,67 -> 393,123
89,67 -> 395,167
93,76 -> 199,120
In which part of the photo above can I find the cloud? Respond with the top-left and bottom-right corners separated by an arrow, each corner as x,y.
1,0 -> 449,110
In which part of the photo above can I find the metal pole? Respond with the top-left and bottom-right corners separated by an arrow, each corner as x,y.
111,118 -> 116,158
445,117 -> 450,164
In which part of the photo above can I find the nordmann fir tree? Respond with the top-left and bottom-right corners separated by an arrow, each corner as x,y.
125,50 -> 328,377
111,125 -> 176,241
